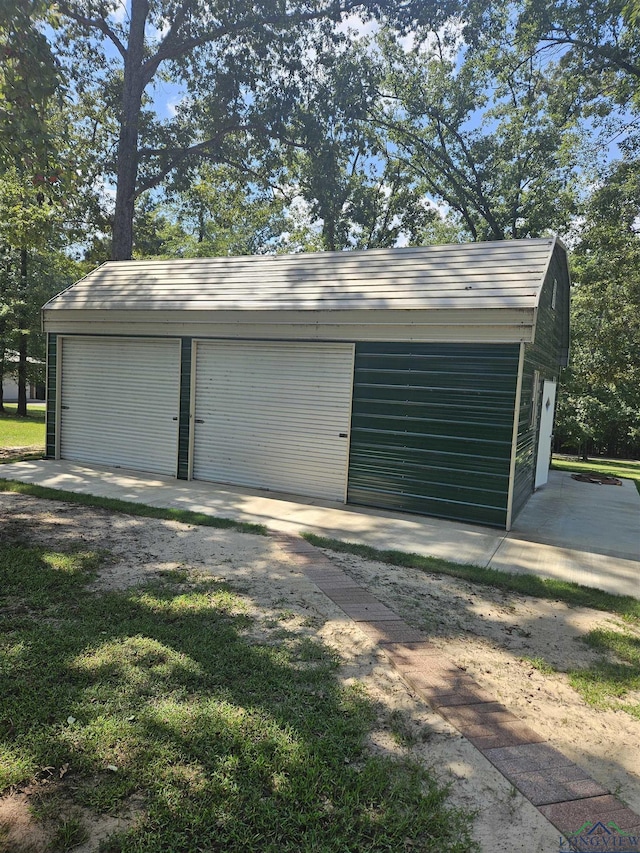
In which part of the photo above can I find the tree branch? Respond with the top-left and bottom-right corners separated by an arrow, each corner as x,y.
57,2 -> 127,58
537,30 -> 640,79
135,128 -> 249,195
373,115 -> 485,238
141,3 -> 356,87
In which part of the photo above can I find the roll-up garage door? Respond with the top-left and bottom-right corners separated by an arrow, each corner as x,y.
59,337 -> 180,475
192,341 -> 355,502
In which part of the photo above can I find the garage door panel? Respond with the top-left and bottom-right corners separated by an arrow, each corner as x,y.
192,341 -> 354,501
191,419 -> 347,442
60,337 -> 180,476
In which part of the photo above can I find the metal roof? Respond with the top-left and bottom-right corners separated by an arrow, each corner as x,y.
44,238 -> 562,313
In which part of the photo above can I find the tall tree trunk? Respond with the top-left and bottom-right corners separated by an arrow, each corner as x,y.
111,0 -> 149,261
0,309 -> 4,416
0,254 -> 6,414
17,332 -> 28,416
17,248 -> 28,417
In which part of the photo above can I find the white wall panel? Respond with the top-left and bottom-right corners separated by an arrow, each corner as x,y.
192,341 -> 354,501
60,337 -> 180,475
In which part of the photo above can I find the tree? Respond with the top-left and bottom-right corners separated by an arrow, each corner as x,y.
125,164 -> 291,258
52,0 -> 440,261
0,2 -> 80,414
555,160 -> 640,458
0,244 -> 83,411
0,167 -> 72,414
0,0 -> 61,172
370,33 -> 582,241
163,164 -> 291,257
278,45 -> 446,251
463,0 -> 640,153
514,0 -> 640,91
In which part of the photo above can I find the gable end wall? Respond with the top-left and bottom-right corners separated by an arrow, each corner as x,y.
512,245 -> 570,521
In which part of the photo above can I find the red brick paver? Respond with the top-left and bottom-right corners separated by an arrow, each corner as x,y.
539,795 -> 640,834
357,621 -> 425,643
275,532 -> 640,847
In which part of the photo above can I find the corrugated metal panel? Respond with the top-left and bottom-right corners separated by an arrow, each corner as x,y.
59,337 -> 180,475
512,247 -> 571,522
45,333 -> 57,458
43,238 -> 556,314
348,343 -> 519,527
192,340 -> 354,501
512,367 -> 538,516
505,343 -> 526,529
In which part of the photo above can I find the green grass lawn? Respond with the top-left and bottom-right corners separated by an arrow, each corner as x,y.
0,403 -> 45,449
552,455 -> 640,495
0,537 -> 475,853
567,627 -> 640,720
527,626 -> 640,720
0,479 -> 267,535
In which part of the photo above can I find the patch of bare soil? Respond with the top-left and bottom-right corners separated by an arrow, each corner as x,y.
0,786 -> 142,853
0,794 -> 49,853
2,492 -> 637,852
322,548 -> 640,814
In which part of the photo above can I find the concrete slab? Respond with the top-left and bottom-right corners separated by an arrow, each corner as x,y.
494,470 -> 640,597
483,743 -> 576,775
1,459 -> 638,599
538,795 -> 639,836
356,621 -> 425,643
508,470 -> 640,560
505,770 -> 609,806
0,460 -> 506,564
489,538 -> 640,598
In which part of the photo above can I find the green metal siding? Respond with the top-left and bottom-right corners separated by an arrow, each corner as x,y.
512,245 -> 571,521
177,337 -> 192,480
512,369 -> 537,520
45,333 -> 57,458
347,342 -> 520,527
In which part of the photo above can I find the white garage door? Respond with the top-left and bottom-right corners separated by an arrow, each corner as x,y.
192,340 -> 355,501
59,337 -> 180,475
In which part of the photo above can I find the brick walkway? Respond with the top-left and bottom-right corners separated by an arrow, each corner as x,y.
276,533 -> 640,847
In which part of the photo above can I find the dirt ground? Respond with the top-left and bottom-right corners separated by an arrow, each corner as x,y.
0,447 -> 43,462
1,492 -> 638,853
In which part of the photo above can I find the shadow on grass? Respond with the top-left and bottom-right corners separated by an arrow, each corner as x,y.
0,541 -> 475,853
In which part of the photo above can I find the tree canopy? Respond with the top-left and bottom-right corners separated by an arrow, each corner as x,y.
0,0 -> 61,172
556,160 -> 640,457
52,0 -> 446,259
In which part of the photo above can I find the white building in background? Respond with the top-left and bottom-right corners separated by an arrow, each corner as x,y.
1,353 -> 46,402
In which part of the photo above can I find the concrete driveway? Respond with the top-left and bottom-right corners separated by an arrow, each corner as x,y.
494,470 -> 640,597
1,460 -> 639,598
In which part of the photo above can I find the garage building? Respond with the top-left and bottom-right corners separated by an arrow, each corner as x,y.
42,237 -> 570,529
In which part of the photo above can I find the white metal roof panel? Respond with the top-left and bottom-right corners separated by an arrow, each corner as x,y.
43,238 -> 560,314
